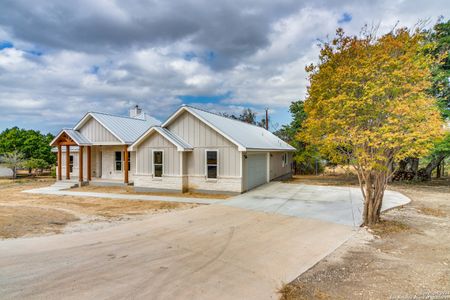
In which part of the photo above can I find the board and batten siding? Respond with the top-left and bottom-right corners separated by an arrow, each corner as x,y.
135,133 -> 180,176
270,152 -> 293,180
79,117 -> 120,144
167,111 -> 240,178
101,145 -> 136,180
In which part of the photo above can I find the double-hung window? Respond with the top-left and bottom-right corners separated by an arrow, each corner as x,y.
206,150 -> 218,179
115,151 -> 122,171
153,151 -> 163,177
115,151 -> 131,171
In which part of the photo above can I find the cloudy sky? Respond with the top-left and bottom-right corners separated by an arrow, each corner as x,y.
0,0 -> 448,134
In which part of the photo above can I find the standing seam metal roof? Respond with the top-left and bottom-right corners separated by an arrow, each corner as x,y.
63,129 -> 92,145
84,112 -> 161,144
180,106 -> 295,151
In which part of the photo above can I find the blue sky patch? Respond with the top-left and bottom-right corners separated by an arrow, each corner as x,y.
338,12 -> 352,24
0,40 -> 13,50
89,65 -> 100,74
25,49 -> 43,56
183,51 -> 197,61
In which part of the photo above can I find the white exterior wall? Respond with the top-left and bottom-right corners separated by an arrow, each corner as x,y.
167,111 -> 242,193
134,132 -> 183,191
60,151 -> 79,179
100,145 -> 135,181
134,175 -> 183,192
270,151 -> 293,180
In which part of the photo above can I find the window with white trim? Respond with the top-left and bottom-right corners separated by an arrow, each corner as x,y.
282,152 -> 288,167
153,151 -> 163,177
206,150 -> 218,179
115,151 -> 122,171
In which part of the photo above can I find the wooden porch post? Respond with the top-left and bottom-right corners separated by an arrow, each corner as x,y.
124,145 -> 129,184
57,145 -> 62,181
66,145 -> 70,180
79,146 -> 84,183
87,146 -> 91,181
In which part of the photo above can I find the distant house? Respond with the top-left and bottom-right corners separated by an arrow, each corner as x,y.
52,105 -> 295,194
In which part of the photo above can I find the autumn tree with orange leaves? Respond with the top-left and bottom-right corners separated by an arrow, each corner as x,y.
300,27 -> 443,226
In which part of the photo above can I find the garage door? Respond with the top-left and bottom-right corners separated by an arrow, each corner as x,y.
246,153 -> 267,191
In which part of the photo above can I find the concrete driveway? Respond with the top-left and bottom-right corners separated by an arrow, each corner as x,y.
0,206 -> 352,300
0,182 -> 409,299
223,182 -> 411,226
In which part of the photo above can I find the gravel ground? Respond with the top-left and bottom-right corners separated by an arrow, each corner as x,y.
280,177 -> 450,300
0,179 -> 198,239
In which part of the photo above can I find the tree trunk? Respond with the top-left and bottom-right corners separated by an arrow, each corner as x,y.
361,171 -> 387,226
421,154 -> 447,180
436,162 -> 441,179
12,166 -> 17,180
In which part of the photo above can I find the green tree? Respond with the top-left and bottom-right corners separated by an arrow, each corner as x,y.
301,27 -> 443,226
0,127 -> 55,165
417,19 -> 450,179
274,101 -> 323,174
0,151 -> 26,179
24,158 -> 49,175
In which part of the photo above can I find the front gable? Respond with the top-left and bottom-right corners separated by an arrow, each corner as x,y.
78,116 -> 121,144
166,110 -> 238,149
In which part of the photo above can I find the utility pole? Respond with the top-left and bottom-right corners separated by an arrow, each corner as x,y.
265,108 -> 269,130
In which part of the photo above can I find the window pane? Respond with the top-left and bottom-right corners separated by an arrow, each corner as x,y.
207,151 -> 217,164
207,165 -> 217,179
115,161 -> 122,171
154,165 -> 163,177
154,151 -> 163,164
115,151 -> 121,161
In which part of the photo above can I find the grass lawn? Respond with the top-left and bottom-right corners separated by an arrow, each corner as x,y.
280,175 -> 450,300
0,178 -> 198,239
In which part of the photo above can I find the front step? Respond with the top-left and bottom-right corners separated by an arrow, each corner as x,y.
51,181 -> 79,190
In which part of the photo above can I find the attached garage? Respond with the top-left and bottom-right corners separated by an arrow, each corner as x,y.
245,153 -> 267,191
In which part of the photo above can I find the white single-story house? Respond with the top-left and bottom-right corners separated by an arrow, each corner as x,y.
52,105 -> 295,193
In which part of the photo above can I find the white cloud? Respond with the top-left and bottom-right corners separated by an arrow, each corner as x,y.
0,0 -> 448,132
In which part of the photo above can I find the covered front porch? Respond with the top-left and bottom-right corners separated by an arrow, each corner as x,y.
51,130 -> 131,186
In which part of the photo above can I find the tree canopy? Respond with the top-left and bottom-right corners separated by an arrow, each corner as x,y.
0,127 -> 55,165
300,27 -> 443,225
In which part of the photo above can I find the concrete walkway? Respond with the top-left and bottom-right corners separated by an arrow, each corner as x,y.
223,182 -> 411,226
23,184 -> 222,205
